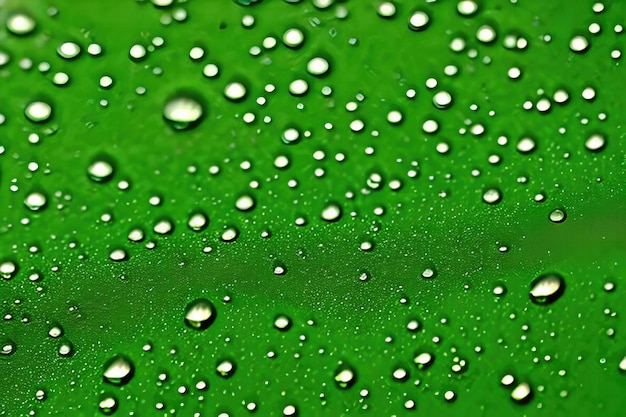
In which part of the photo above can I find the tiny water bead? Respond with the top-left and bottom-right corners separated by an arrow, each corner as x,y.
25,101 -> 52,123
530,273 -> 565,304
6,13 -> 37,35
549,208 -> 567,223
163,96 -> 204,130
334,365 -> 357,389
184,298 -> 216,330
103,355 -> 135,385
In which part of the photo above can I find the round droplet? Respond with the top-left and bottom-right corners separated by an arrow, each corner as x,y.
289,79 -> 309,96
0,260 -> 17,280
282,127 -> 300,144
408,11 -> 430,31
283,28 -> 304,48
585,133 -> 606,152
7,13 -> 36,35
25,101 -> 52,123
378,2 -> 396,17
88,158 -> 115,183
321,203 -> 342,222
1,338 -> 16,355
619,356 -> 626,372
163,96 -> 204,130
414,351 -> 434,369
224,82 -> 247,101
457,1 -> 478,16
58,339 -> 74,357
569,35 -> 589,53
235,194 -> 256,212
129,44 -> 147,60
221,227 -> 239,242
184,298 -> 216,330
501,374 -> 515,386
24,192 -> 47,211
109,249 -> 128,262
98,394 -> 119,415
433,91 -> 453,109
421,268 -> 436,279
153,219 -> 174,235
57,42 -> 81,59
274,315 -> 292,331
483,188 -> 502,204
476,25 -> 497,43
334,365 -> 357,389
517,137 -> 536,154
216,359 -> 236,378
103,355 -> 135,385
48,325 -> 63,338
188,212 -> 209,231
511,382 -> 533,403
307,57 -> 330,76
549,209 -> 567,223
529,273 -> 565,304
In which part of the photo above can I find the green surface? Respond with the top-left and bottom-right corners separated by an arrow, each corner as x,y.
1,0 -> 625,416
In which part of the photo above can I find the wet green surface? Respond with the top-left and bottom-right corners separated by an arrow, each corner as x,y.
1,0 -> 625,416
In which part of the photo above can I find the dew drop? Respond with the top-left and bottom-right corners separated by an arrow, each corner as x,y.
216,359 -> 236,378
549,209 -> 567,223
569,35 -> 590,53
477,25 -> 497,43
619,356 -> 626,372
274,315 -> 292,331
98,394 -> 118,415
289,79 -> 309,96
163,96 -> 204,130
307,57 -> 330,76
334,365 -> 357,389
483,188 -> 502,204
224,82 -> 247,101
378,2 -> 396,17
57,42 -> 81,59
7,13 -> 36,35
529,273 -> 565,304
408,11 -> 430,31
109,249 -> 129,262
129,44 -> 147,60
188,212 -> 209,231
103,355 -> 135,385
511,382 -> 533,403
585,133 -> 606,152
433,91 -> 453,109
321,203 -> 342,222
25,101 -> 52,123
0,261 -> 18,280
24,192 -> 47,211
413,351 -> 434,369
283,28 -> 305,48
87,158 -> 115,183
457,1 -> 478,16
1,339 -> 16,356
516,137 -> 536,154
184,298 -> 216,330
221,227 -> 239,242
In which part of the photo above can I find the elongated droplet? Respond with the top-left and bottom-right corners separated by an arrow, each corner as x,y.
530,273 -> 565,304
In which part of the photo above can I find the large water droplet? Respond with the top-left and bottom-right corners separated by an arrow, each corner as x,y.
163,96 -> 204,130
87,157 -> 115,183
103,355 -> 135,385
510,381 -> 533,403
24,191 -> 47,211
216,359 -> 236,377
529,273 -> 565,304
413,351 -> 434,369
7,13 -> 36,35
184,298 -> 216,330
334,364 -> 357,389
25,101 -> 53,123
0,260 -> 18,280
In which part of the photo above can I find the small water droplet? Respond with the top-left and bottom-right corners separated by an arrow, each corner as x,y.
24,191 -> 47,211
0,260 -> 18,280
103,355 -> 135,385
25,101 -> 53,123
184,298 -> 216,330
224,82 -> 247,101
483,188 -> 502,204
408,11 -> 430,31
188,211 -> 209,231
321,203 -> 342,222
585,133 -> 606,152
98,393 -> 118,415
549,208 -> 567,223
511,382 -> 533,403
274,315 -> 292,331
413,351 -> 434,369
216,359 -> 236,378
530,273 -> 565,304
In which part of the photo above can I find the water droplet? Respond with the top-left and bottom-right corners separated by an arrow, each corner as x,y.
501,374 -> 515,386
444,390 -> 457,402
517,137 -> 536,154
413,351 -> 434,369
1,338 -> 16,355
483,188 -> 502,204
163,96 -> 204,130
530,273 -> 565,304
283,28 -> 305,48
283,405 -> 298,416
184,298 -> 216,330
569,35 -> 590,53
421,268 -> 436,279
58,339 -> 74,357
25,101 -> 52,123
221,227 -> 239,242
619,356 -> 626,372
48,325 -> 63,338
57,42 -> 81,59
408,11 -> 430,31
289,79 -> 309,96
24,191 -> 47,211
109,249 -> 129,262
7,13 -> 36,35
153,218 -> 174,235
334,364 -> 357,389
0,260 -> 18,280
129,44 -> 147,61
511,382 -> 533,403
433,91 -> 453,109
378,2 -> 396,17
493,284 -> 507,296
103,355 -> 135,385
87,157 -> 115,183
188,211 -> 209,231
321,203 -> 342,222
407,319 -> 421,332
477,25 -> 497,43
274,315 -> 292,331
98,393 -> 118,415
216,359 -> 236,378
549,209 -> 567,223
235,194 -> 256,211
307,57 -> 330,76
585,133 -> 606,152
224,82 -> 247,101
457,1 -> 479,16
